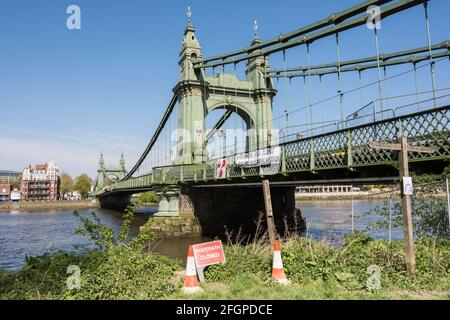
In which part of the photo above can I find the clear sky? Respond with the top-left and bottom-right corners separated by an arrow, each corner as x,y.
1,0 -> 449,179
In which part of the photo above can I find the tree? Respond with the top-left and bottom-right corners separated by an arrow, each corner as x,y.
74,174 -> 93,199
134,191 -> 160,206
9,179 -> 21,190
60,173 -> 74,195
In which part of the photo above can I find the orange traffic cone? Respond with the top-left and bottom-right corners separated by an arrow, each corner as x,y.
272,240 -> 290,285
182,245 -> 203,293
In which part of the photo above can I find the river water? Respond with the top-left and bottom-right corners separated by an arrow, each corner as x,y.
0,200 -> 402,271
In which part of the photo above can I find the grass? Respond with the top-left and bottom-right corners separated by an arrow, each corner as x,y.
173,276 -> 450,300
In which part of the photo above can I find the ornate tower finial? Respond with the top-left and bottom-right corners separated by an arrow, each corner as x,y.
253,20 -> 259,39
187,6 -> 192,26
98,151 -> 105,169
119,152 -> 126,171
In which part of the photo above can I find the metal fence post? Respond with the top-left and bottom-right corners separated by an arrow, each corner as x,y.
281,145 -> 287,174
446,178 -> 450,232
389,197 -> 393,243
351,197 -> 354,233
347,130 -> 353,167
309,140 -> 315,171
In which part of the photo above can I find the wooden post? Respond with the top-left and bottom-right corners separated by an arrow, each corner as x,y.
262,180 -> 276,244
369,139 -> 436,278
399,136 -> 416,277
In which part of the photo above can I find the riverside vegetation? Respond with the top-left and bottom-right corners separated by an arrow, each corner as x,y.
0,187 -> 449,300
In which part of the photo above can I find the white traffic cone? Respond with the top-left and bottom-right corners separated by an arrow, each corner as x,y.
272,240 -> 290,285
182,245 -> 203,293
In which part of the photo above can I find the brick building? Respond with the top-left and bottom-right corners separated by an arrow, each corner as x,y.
20,161 -> 60,200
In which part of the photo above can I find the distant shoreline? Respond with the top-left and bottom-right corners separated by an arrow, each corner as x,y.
295,190 -> 400,200
0,200 -> 99,211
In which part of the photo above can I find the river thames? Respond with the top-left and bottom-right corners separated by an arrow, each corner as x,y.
0,199 -> 402,271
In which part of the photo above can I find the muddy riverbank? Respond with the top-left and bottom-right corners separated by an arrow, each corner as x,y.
0,200 -> 98,211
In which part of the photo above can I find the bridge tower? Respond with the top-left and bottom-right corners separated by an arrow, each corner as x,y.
173,16 -> 277,165
96,152 -> 106,190
94,152 -> 127,191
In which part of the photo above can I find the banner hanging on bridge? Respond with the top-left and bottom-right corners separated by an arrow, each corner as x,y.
234,146 -> 281,169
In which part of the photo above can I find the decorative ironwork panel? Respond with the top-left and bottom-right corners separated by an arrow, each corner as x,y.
165,166 -> 181,182
284,140 -> 311,172
351,121 -> 399,166
401,109 -> 450,161
153,169 -> 163,183
205,165 -> 215,180
183,165 -> 197,181
313,131 -> 347,169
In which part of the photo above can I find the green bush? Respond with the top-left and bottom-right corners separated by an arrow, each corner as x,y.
134,191 -> 160,206
0,249 -> 179,300
205,244 -> 272,283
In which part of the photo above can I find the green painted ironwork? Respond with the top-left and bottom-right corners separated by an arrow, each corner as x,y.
94,0 -> 450,201
95,105 -> 450,197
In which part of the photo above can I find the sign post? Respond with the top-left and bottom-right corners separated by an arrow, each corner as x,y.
192,240 -> 226,283
398,136 -> 415,277
369,137 -> 436,277
262,179 -> 276,244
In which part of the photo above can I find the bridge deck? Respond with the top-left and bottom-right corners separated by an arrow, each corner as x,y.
96,105 -> 449,196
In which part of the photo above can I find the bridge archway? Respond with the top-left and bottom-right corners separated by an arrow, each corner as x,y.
204,103 -> 255,159
207,102 -> 255,129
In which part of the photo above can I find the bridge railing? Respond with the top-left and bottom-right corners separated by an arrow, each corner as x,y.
96,105 -> 449,195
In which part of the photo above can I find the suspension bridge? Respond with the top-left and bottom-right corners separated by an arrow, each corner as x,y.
94,0 -> 450,235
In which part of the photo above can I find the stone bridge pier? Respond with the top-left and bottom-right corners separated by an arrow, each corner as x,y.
179,185 -> 305,238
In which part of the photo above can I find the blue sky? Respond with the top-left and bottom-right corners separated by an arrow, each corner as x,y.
1,0 -> 449,178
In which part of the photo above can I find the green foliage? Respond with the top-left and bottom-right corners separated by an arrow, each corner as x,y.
204,233 -> 450,292
133,191 -> 160,207
206,244 -> 272,283
63,248 -> 178,300
0,249 -> 179,300
73,211 -> 115,250
73,174 -> 92,199
60,173 -> 73,194
73,204 -> 158,252
363,183 -> 449,238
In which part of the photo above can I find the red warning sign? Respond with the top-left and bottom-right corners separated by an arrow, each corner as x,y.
192,240 -> 226,267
